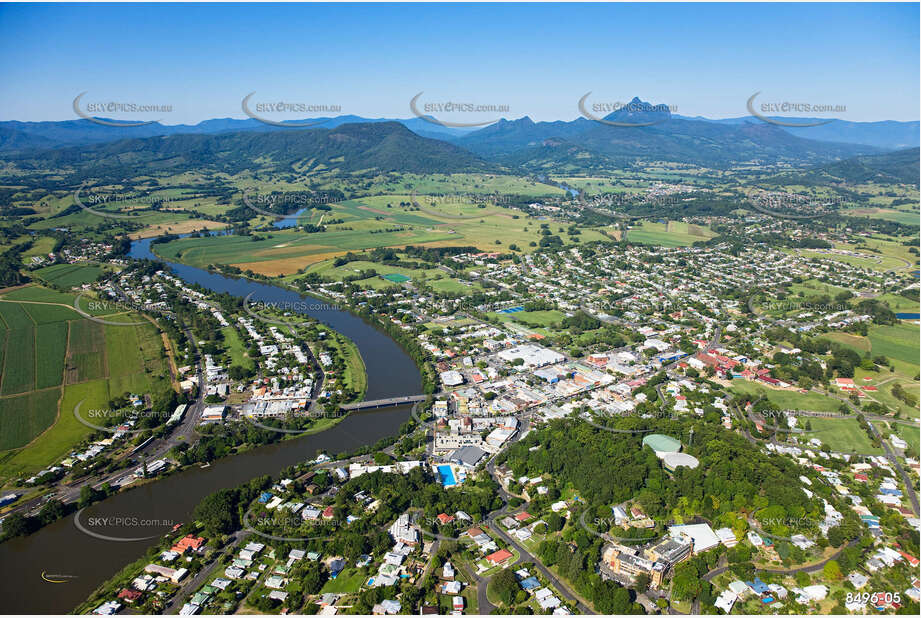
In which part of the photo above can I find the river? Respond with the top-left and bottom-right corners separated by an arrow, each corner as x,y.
0,237 -> 421,614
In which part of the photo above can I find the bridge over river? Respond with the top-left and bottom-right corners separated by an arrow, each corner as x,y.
340,394 -> 428,411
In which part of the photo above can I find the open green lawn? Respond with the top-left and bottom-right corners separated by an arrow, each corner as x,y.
626,220 -> 715,247
488,309 -> 567,328
729,380 -> 843,412
222,326 -> 255,371
804,417 -> 883,454
303,259 -> 445,283
19,236 -> 56,265
889,422 -> 920,453
319,567 -> 365,593
326,333 -> 366,400
867,323 -> 920,367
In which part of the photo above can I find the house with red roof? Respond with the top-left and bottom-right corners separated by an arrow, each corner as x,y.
171,534 -> 205,554
485,548 -> 513,565
514,511 -> 532,522
117,589 -> 143,603
437,513 -> 455,525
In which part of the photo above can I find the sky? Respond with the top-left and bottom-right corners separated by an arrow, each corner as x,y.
0,2 -> 918,125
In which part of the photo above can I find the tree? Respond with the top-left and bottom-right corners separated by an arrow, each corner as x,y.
633,572 -> 650,593
193,489 -> 240,535
671,564 -> 701,601
823,559 -> 842,581
490,568 -> 519,606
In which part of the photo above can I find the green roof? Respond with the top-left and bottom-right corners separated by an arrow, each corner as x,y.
642,434 -> 681,453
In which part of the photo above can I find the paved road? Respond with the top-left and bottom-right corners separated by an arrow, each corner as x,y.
164,530 -> 246,613
484,457 -> 595,615
817,389 -> 920,516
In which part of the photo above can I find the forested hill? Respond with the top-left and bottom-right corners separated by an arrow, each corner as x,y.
2,121 -> 499,177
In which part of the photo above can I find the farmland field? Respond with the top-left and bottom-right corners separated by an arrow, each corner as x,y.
0,286 -> 174,483
66,319 -> 107,383
154,192 -> 610,276
34,321 -> 67,389
0,389 -> 61,451
34,263 -> 104,288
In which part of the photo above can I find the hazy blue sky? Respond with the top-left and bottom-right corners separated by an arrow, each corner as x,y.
1,2 -> 918,124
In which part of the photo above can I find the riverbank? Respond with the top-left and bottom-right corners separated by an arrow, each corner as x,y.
0,236 -> 423,614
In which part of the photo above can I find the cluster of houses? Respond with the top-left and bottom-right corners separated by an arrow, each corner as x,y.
92,534 -> 205,615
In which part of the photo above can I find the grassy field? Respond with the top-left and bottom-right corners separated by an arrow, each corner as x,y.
324,332 -> 367,400
823,322 -> 919,418
319,567 -> 365,594
488,309 -> 567,329
794,237 -> 919,274
888,422 -> 920,453
222,326 -> 255,371
19,236 -> 56,265
729,380 -> 843,412
867,323 -> 920,367
625,220 -> 715,247
842,206 -> 921,227
0,286 -> 174,484
804,417 -> 883,454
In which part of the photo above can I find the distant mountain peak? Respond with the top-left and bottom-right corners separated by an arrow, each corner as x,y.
602,97 -> 672,124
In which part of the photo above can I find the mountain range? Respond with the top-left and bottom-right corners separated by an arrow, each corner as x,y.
1,98 -> 918,176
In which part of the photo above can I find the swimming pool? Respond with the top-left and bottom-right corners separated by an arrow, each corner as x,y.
437,464 -> 457,487
498,306 -> 524,314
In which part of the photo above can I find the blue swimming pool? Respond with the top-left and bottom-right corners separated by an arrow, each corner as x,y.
437,464 -> 457,487
498,306 -> 524,314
